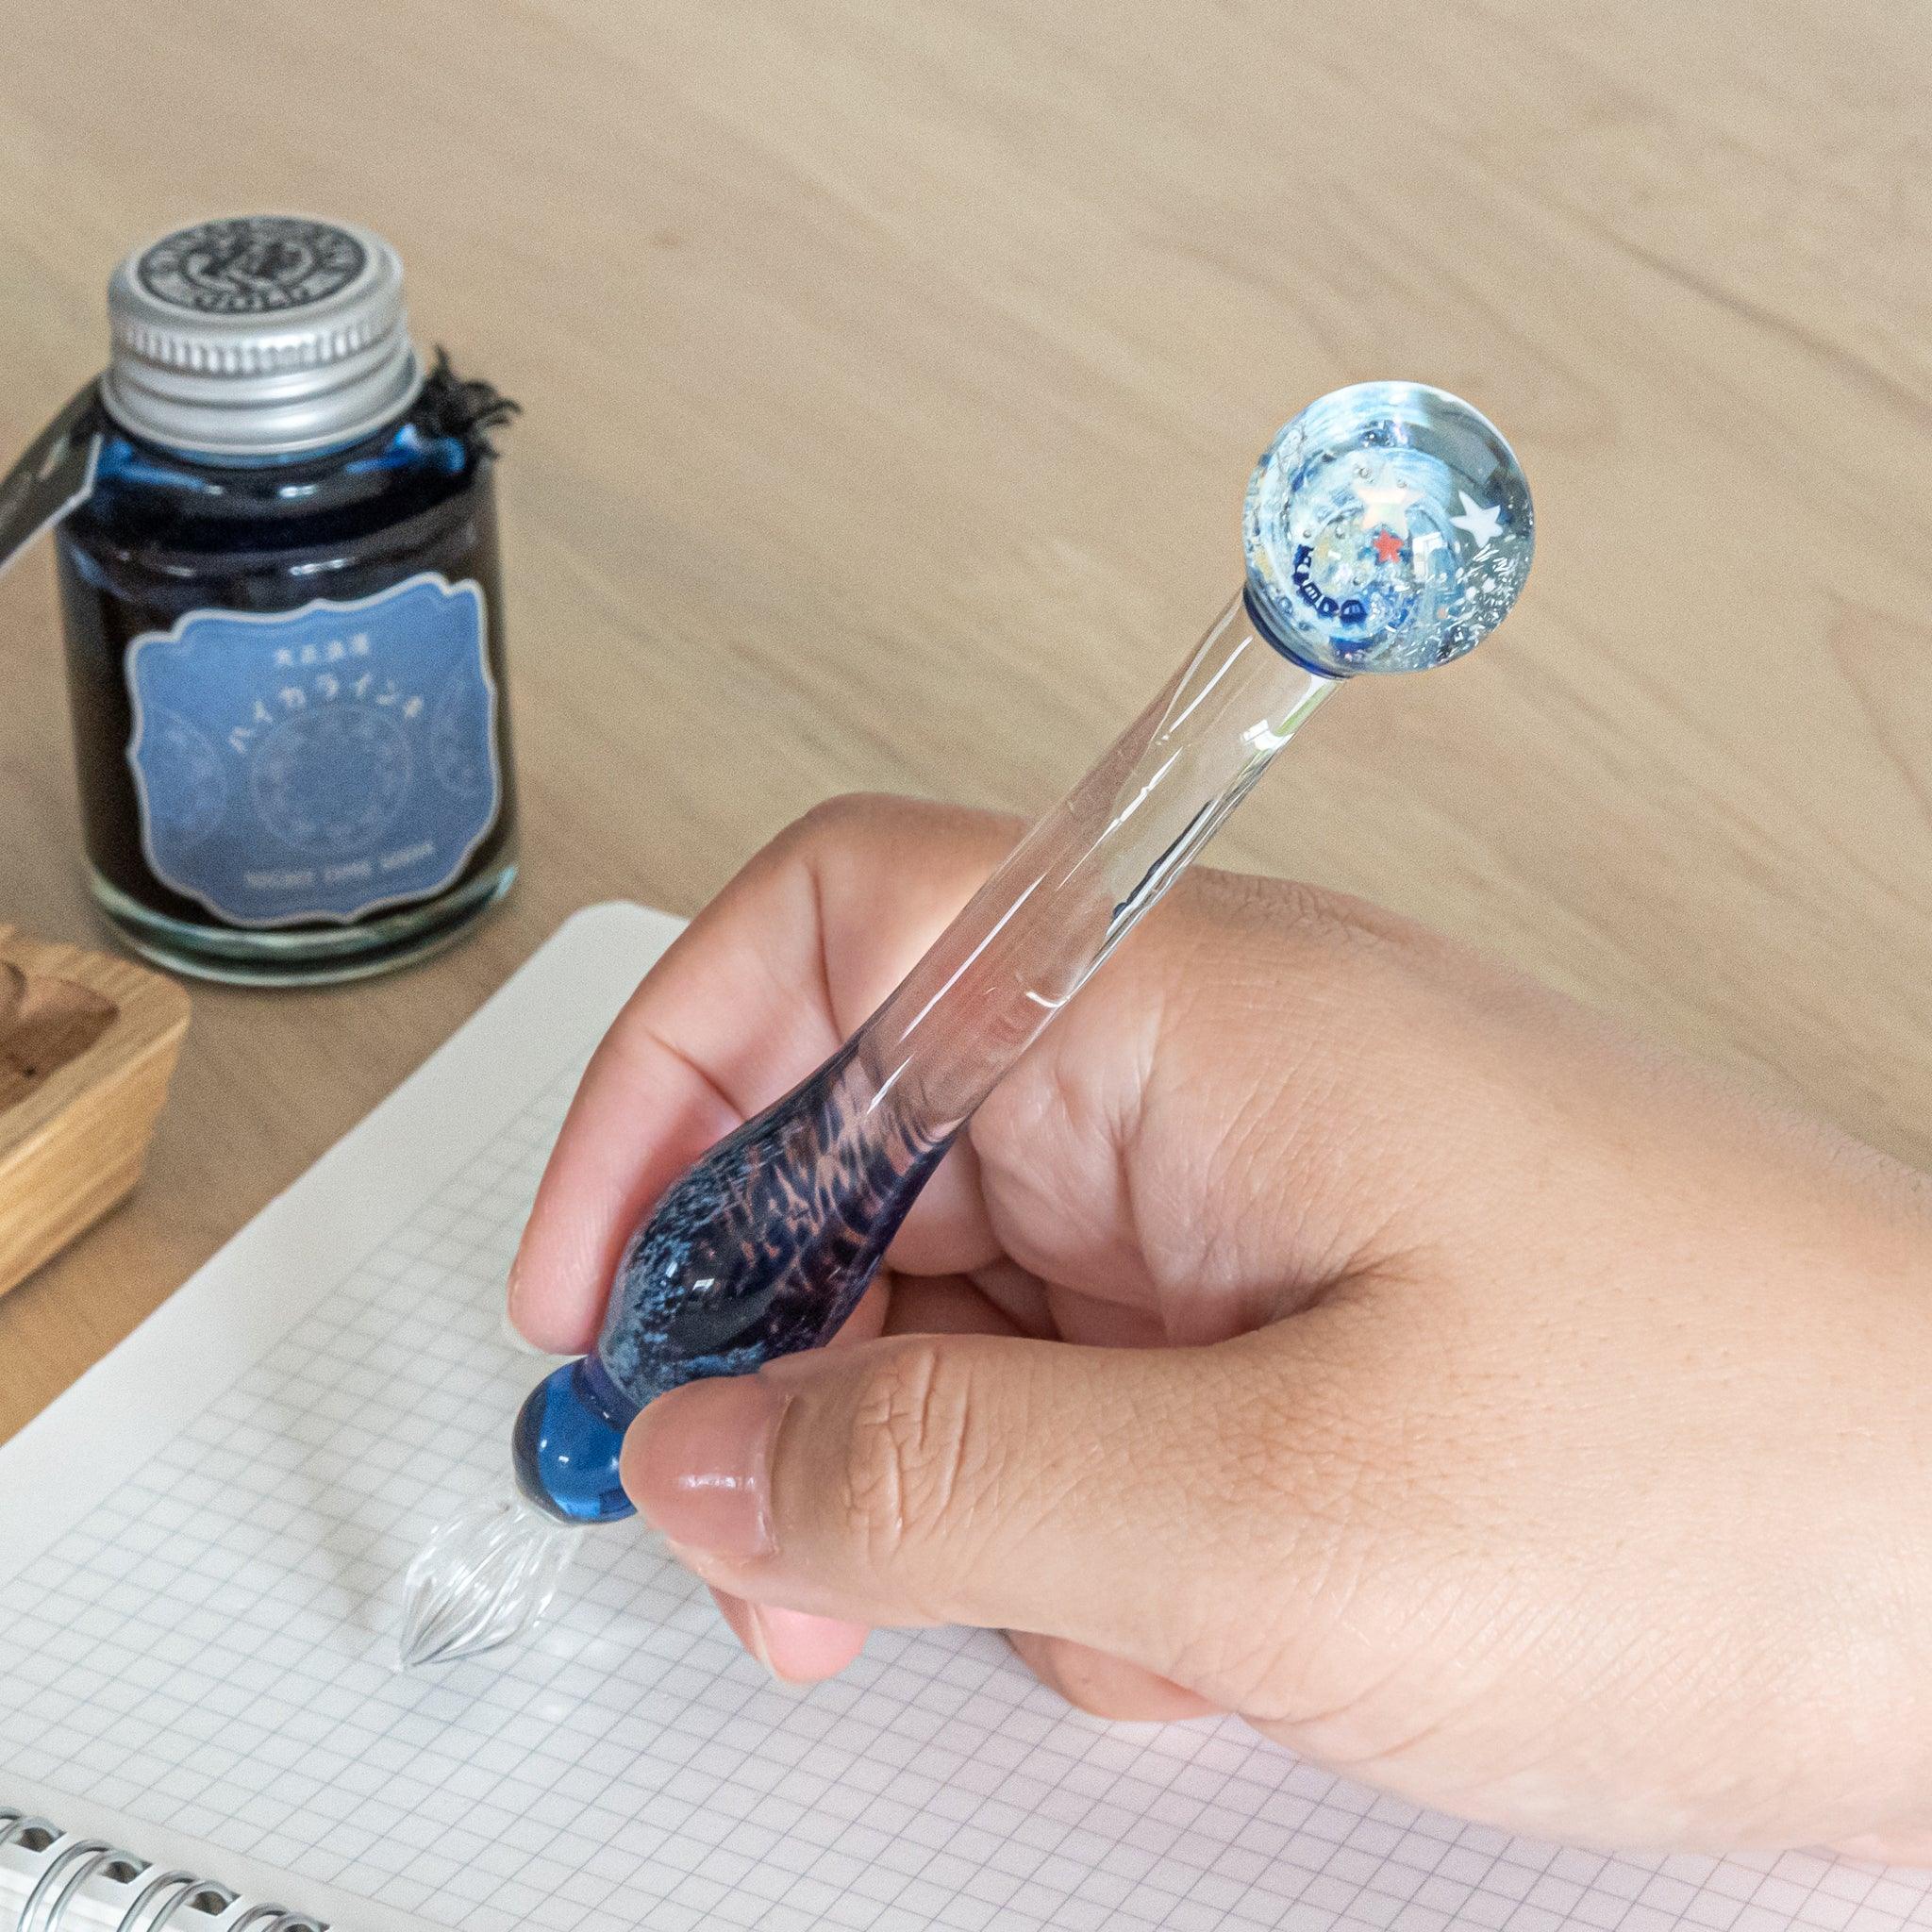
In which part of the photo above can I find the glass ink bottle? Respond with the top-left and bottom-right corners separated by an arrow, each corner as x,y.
52,214 -> 520,985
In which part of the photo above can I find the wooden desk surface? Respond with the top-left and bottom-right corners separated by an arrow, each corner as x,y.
4,3 -> 1929,1439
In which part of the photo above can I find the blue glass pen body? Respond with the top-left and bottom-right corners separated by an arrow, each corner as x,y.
513,1041 -> 952,1524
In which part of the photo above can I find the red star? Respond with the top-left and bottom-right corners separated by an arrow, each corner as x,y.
1371,528 -> 1405,564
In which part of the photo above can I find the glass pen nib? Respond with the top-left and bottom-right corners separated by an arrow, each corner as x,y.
397,1494 -> 578,1671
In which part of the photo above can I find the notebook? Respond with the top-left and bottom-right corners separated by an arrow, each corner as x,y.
4,902 -> 1930,1932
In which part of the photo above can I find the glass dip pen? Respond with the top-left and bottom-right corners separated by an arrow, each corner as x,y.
399,379 -> 1536,1670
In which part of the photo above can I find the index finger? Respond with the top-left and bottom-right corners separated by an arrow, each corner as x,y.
507,795 -> 1018,1353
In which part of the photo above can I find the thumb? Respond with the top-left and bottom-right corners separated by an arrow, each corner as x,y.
620,1324 -> 1358,1707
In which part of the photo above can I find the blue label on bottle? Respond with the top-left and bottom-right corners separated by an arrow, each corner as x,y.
125,572 -> 500,927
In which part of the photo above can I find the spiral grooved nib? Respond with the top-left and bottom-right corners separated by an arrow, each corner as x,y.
397,1495 -> 579,1671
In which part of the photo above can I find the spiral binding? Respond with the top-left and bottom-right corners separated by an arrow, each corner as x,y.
0,1812 -> 325,1932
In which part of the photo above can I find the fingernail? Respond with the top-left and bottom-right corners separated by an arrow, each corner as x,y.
501,1264 -> 545,1355
708,1589 -> 781,1675
498,1300 -> 545,1356
742,1604 -> 780,1675
623,1375 -> 787,1557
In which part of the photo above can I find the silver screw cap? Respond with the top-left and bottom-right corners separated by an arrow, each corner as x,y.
102,213 -> 423,458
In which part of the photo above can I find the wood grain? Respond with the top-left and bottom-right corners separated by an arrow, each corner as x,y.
0,926 -> 190,1301
1,1 -> 1929,1437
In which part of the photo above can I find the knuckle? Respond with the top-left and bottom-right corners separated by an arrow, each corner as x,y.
759,792 -> 889,879
1189,865 -> 1420,963
1172,869 -> 1465,1057
839,1342 -> 985,1575
782,792 -> 1022,877
791,791 -> 898,846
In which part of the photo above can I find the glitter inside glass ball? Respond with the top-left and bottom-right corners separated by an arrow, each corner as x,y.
1242,381 -> 1534,677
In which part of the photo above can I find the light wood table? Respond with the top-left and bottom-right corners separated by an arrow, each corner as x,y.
4,2 -> 1929,1440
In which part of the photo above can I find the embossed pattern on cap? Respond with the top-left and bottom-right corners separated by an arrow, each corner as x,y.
137,216 -> 368,315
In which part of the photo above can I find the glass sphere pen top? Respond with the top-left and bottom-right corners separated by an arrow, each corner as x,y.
397,380 -> 1536,1671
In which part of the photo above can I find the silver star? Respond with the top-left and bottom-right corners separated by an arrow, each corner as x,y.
1449,491 -> 1505,547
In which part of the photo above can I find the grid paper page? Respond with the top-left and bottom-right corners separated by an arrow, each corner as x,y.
6,913 -> 1932,1932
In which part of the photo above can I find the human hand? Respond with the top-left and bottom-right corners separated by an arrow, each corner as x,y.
509,794 -> 1932,1857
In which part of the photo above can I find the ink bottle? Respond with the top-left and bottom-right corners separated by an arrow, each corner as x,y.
53,214 -> 520,985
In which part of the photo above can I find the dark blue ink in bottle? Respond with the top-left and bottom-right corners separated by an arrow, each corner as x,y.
53,214 -> 519,984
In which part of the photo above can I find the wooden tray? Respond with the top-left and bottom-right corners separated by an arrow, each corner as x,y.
0,925 -> 190,1300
